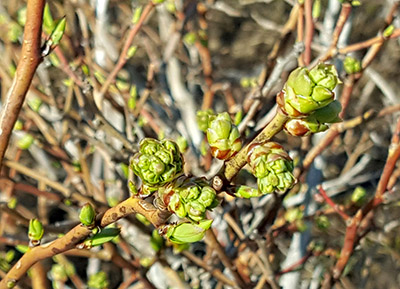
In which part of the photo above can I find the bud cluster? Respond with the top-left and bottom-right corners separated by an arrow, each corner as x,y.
277,63 -> 342,136
247,142 -> 296,195
157,176 -> 218,222
131,138 -> 184,193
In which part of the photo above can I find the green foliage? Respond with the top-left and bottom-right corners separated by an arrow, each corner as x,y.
166,219 -> 213,244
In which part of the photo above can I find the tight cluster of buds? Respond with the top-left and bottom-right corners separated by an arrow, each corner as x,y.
247,142 -> 296,195
277,63 -> 342,136
131,138 -> 184,194
157,176 -> 218,222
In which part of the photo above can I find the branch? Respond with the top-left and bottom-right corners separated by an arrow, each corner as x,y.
0,197 -> 170,288
0,0 -> 45,168
224,108 -> 289,182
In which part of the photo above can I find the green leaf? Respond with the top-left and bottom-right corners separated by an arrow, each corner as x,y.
49,17 -> 66,46
166,219 -> 213,244
84,227 -> 120,248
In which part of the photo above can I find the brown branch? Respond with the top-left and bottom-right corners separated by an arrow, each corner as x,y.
0,0 -> 45,168
206,229 -> 247,288
303,0 -> 314,65
224,108 -> 289,182
320,3 -> 352,62
0,196 -> 170,288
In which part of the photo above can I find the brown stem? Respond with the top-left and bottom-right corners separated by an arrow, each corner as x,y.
303,0 -> 314,66
0,197 -> 170,288
0,0 -> 45,168
320,3 -> 352,62
317,186 -> 350,221
206,229 -> 247,288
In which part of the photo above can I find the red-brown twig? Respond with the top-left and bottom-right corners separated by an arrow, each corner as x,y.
98,1 -> 156,100
331,116 -> 400,282
320,3 -> 352,62
303,0 -> 314,65
317,186 -> 350,221
0,0 -> 45,168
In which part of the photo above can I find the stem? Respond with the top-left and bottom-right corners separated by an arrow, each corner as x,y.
224,109 -> 289,182
303,0 -> 314,65
0,197 -> 170,288
0,0 -> 45,168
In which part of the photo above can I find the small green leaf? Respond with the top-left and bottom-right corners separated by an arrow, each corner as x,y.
84,227 -> 120,248
43,3 -> 54,34
383,24 -> 395,38
166,219 -> 213,244
49,17 -> 66,47
132,6 -> 143,24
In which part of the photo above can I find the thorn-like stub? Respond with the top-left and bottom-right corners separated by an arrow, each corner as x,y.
212,176 -> 223,191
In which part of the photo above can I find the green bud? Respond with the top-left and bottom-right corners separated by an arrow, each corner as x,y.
79,203 -> 96,227
5,250 -> 15,263
207,112 -> 242,160
166,219 -> 213,244
126,46 -> 137,59
131,138 -> 184,189
312,0 -> 321,19
28,218 -> 44,242
150,229 -> 164,252
13,120 -> 23,131
279,63 -> 340,117
17,133 -> 34,150
16,245 -> 29,254
6,280 -> 16,288
284,207 -> 303,223
351,186 -> 367,205
84,227 -> 120,248
128,181 -> 139,196
186,201 -> 206,222
48,17 -> 66,47
17,6 -> 27,26
234,110 -> 243,126
344,56 -> 361,74
132,6 -> 143,24
315,215 -> 330,230
229,185 -> 261,198
196,109 -> 215,132
176,136 -> 188,153
247,142 -> 296,195
27,96 -> 42,112
88,271 -> 109,289
7,197 -> 17,209
184,32 -> 197,46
